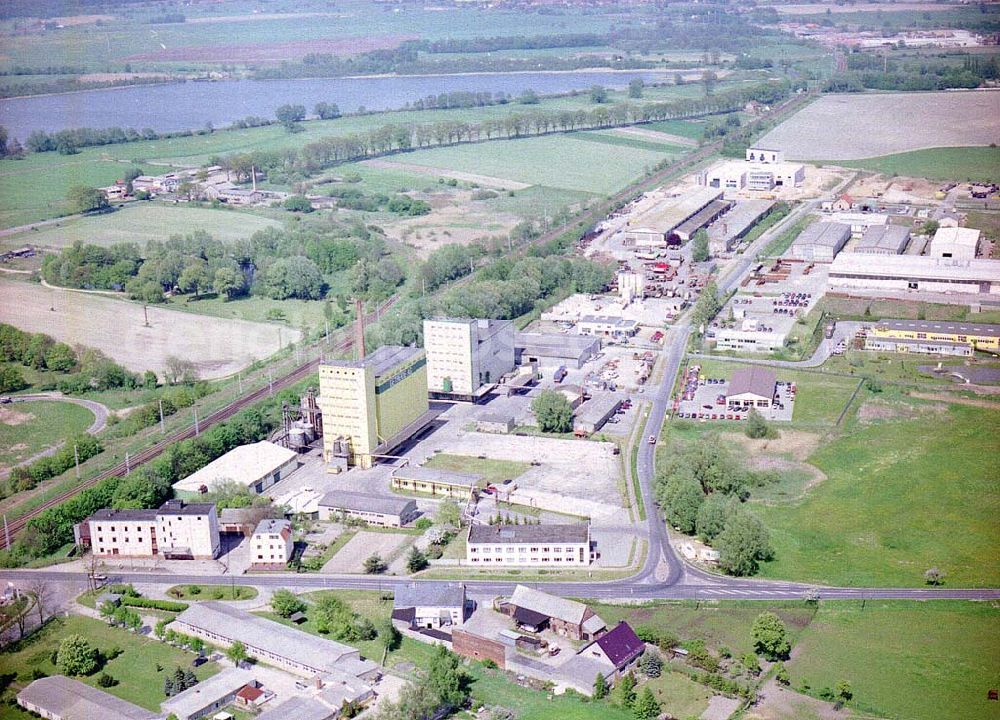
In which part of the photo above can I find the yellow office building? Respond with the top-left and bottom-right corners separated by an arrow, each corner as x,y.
318,346 -> 429,469
867,319 -> 1000,356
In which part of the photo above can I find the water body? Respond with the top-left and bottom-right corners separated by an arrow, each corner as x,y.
0,70 -> 668,140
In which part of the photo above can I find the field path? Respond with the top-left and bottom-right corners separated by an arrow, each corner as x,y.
611,126 -> 699,147
360,159 -> 532,190
0,394 -> 109,480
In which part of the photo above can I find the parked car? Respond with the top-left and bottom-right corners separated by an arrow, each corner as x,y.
648,435 -> 657,444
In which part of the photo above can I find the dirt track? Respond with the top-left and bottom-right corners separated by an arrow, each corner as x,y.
126,35 -> 415,64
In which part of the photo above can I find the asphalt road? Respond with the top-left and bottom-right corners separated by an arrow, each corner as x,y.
6,175 -> 998,604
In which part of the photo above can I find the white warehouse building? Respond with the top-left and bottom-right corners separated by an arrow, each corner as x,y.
424,318 -> 515,401
789,222 -> 851,263
828,254 -> 1000,295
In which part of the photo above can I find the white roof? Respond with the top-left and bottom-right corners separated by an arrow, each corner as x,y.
830,254 -> 1000,282
174,441 -> 297,492
161,668 -> 255,718
931,226 -> 981,249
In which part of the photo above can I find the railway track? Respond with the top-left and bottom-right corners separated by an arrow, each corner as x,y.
2,96 -> 813,550
0,299 -> 394,549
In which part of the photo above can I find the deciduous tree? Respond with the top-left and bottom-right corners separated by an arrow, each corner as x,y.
531,389 -> 573,433
751,611 -> 790,660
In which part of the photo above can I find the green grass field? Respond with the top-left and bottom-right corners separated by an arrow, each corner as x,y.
396,132 -> 675,194
687,360 -> 862,429
787,601 -> 1000,720
840,146 -> 1000,184
422,453 -> 530,486
642,671 -> 713,719
590,600 -> 816,658
1,203 -> 281,251
0,615 -> 220,712
756,402 -> 1000,587
643,119 -> 706,139
0,400 -> 95,470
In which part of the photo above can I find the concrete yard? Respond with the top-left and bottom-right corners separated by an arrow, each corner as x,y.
322,530 -> 414,573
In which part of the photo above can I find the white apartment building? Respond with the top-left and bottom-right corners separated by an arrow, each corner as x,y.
81,500 -> 220,560
423,318 -> 515,399
87,509 -> 158,559
467,524 -> 591,567
249,518 -> 293,570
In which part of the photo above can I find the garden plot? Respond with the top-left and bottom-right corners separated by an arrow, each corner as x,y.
759,91 -> 1000,160
0,278 -> 296,379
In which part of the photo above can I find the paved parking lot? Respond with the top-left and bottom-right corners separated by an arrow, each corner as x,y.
675,377 -> 795,422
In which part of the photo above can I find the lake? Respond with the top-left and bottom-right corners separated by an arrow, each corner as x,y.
0,70 -> 668,140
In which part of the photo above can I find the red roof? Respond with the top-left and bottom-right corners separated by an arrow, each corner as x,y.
839,193 -> 854,204
594,622 -> 645,669
236,684 -> 264,702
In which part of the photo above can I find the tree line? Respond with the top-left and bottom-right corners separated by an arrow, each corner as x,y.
41,221 -> 400,306
222,82 -> 792,189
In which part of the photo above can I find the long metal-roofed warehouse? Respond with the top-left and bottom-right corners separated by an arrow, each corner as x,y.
789,221 -> 851,262
624,188 -> 723,247
707,199 -> 776,255
515,332 -> 600,368
853,224 -> 911,255
828,255 -> 1000,295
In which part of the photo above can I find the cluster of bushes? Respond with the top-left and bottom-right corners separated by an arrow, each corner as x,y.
655,437 -> 775,576
0,323 -> 145,394
325,186 -> 430,216
313,594 -> 376,641
121,596 -> 189,612
163,667 -> 199,698
3,433 -> 101,498
827,53 -> 999,93
115,382 -> 211,436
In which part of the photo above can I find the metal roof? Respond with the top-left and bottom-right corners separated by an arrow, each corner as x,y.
468,523 -> 590,545
174,602 -> 362,675
507,585 -> 603,629
16,676 -> 157,720
255,697 -> 334,720
726,367 -> 777,400
252,518 -> 291,536
878,319 -> 1000,338
793,221 -> 852,248
575,392 -> 624,425
855,224 -> 910,253
161,668 -> 255,718
324,345 -> 424,378
394,582 -> 466,609
707,199 -> 775,243
627,188 -> 723,235
173,441 -> 297,492
829,254 -> 1000,281
515,332 -> 600,359
318,489 -> 417,517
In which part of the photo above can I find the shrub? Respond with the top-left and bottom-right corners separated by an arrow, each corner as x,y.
122,596 -> 188,612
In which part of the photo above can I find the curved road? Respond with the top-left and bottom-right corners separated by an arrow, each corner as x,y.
1,393 -> 110,480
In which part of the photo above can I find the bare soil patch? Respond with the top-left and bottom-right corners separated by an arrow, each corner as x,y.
321,531 -> 412,573
908,391 -> 1000,409
610,126 -> 698,147
387,189 -> 522,257
0,279 -> 297,380
778,2 -> 953,13
361,159 -> 532,190
126,35 -> 415,64
721,430 -> 822,462
0,408 -> 34,426
857,398 -> 947,423
760,91 -> 1000,160
747,679 -> 853,720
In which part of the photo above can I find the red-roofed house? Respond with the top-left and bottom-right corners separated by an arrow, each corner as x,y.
235,683 -> 265,709
831,194 -> 854,212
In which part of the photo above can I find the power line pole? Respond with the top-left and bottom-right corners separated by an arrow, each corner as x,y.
3,515 -> 10,549
194,406 -> 200,436
125,452 -> 130,475
74,443 -> 80,479
159,399 -> 165,433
